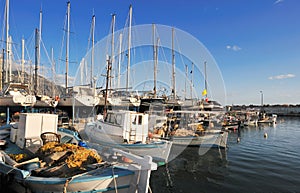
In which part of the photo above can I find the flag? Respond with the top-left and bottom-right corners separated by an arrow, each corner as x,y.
202,89 -> 207,96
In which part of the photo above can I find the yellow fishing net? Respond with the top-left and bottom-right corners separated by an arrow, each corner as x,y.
38,142 -> 102,168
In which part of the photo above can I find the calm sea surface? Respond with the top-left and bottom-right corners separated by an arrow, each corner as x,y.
150,117 -> 300,193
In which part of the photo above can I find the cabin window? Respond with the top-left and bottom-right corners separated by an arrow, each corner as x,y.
138,115 -> 143,125
116,115 -> 122,125
106,114 -> 114,124
111,114 -> 117,124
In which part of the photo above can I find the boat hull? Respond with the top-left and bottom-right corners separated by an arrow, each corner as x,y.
22,167 -> 134,193
169,131 -> 228,149
84,123 -> 172,164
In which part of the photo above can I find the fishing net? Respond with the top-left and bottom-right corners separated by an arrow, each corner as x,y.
37,142 -> 102,168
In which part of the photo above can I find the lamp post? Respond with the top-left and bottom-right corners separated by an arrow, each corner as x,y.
260,91 -> 264,109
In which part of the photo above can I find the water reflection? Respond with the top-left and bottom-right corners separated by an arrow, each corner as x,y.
151,147 -> 228,193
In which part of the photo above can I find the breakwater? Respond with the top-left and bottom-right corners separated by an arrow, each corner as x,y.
231,105 -> 300,117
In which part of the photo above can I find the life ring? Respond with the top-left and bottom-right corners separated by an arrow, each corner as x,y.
55,96 -> 60,101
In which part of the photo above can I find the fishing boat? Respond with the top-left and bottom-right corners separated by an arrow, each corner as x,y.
83,110 -> 173,164
257,112 -> 277,124
167,128 -> 228,148
0,113 -> 157,193
150,110 -> 228,149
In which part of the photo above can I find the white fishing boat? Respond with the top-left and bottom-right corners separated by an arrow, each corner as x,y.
257,113 -> 277,124
150,110 -> 228,149
167,128 -> 228,148
0,113 -> 157,193
83,110 -> 173,164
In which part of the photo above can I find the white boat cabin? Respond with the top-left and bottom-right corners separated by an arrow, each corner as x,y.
103,111 -> 149,143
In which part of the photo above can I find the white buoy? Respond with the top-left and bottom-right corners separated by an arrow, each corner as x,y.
237,137 -> 240,143
264,132 -> 268,138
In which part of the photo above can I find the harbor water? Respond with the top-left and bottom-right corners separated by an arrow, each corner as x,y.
150,116 -> 300,193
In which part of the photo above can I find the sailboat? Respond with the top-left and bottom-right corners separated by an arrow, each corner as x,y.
0,0 -> 36,108
57,2 -> 100,117
100,6 -> 141,111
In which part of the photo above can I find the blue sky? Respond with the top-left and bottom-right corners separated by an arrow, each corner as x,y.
1,0 -> 300,105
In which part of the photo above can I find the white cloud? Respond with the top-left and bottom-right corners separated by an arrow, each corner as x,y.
232,45 -> 242,51
268,74 -> 296,80
274,0 -> 284,4
226,45 -> 241,51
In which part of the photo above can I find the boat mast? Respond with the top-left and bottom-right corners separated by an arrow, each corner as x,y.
184,64 -> 187,99
51,47 -> 55,97
65,1 -> 70,94
8,36 -> 11,83
34,28 -> 39,95
191,62 -> 194,104
110,14 -> 115,91
126,5 -> 132,92
21,38 -> 25,84
0,49 -> 3,90
152,23 -> 157,98
104,56 -> 112,117
5,0 -> 9,84
90,14 -> 95,88
171,27 -> 176,100
117,33 -> 122,89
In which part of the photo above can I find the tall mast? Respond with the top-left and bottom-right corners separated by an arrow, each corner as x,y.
90,14 -> 95,88
110,14 -> 115,91
34,28 -> 39,94
152,23 -> 157,98
21,38 -> 25,84
126,5 -> 132,92
39,8 -> 43,94
5,0 -> 9,83
39,8 -> 42,70
117,33 -> 122,89
191,62 -> 194,103
104,56 -> 112,117
8,35 -> 11,83
65,1 -> 70,94
171,27 -> 176,100
184,64 -> 187,99
51,47 -> 55,97
0,49 -> 3,90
